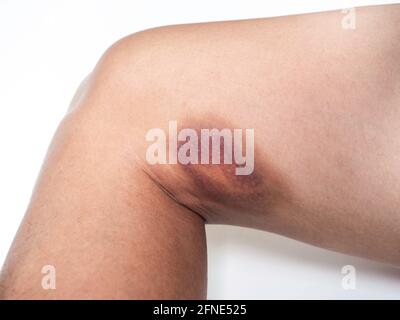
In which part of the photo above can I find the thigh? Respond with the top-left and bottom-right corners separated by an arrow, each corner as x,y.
133,5 -> 400,265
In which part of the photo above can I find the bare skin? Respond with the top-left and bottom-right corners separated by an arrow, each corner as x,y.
1,4 -> 400,299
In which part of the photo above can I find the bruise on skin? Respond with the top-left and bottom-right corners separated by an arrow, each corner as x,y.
145,114 -> 291,221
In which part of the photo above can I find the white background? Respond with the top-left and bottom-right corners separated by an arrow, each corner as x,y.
1,0 -> 399,299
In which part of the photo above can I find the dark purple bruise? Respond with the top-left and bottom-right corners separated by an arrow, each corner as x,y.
173,115 -> 290,210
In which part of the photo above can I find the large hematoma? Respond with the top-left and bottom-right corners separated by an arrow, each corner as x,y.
143,116 -> 290,219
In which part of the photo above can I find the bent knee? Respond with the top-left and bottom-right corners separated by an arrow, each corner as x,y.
66,26 -> 290,223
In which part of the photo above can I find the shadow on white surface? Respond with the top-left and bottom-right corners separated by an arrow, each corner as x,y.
206,225 -> 400,299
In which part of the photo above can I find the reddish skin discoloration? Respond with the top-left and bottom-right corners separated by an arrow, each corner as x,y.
146,116 -> 292,222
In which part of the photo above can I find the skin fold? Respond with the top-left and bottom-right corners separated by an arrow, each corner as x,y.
1,4 -> 400,299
